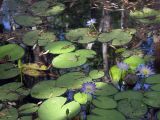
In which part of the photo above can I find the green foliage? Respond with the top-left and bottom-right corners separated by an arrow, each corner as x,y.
89,70 -> 104,79
75,49 -> 96,58
0,108 -> 18,120
74,92 -> 88,104
145,74 -> 160,84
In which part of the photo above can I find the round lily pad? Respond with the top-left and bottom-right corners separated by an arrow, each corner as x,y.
0,44 -> 24,61
0,63 -> 19,80
18,103 -> 38,115
151,84 -> 160,91
114,90 -> 143,100
143,98 -> 160,108
23,30 -> 56,46
66,28 -> 97,43
14,15 -> 42,27
0,108 -> 18,120
88,108 -> 126,120
45,41 -> 75,54
94,82 -> 118,96
0,82 -> 30,101
92,96 -> 117,109
22,63 -> 48,71
145,74 -> 160,84
30,1 -> 65,16
31,80 -> 67,99
89,70 -> 104,79
38,97 -> 81,120
144,91 -> 160,99
75,49 -> 96,58
74,92 -> 88,104
117,99 -> 147,119
56,72 -> 92,89
52,52 -> 87,68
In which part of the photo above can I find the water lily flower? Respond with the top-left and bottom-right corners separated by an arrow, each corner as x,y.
136,64 -> 154,78
117,62 -> 129,71
81,82 -> 96,94
86,18 -> 96,26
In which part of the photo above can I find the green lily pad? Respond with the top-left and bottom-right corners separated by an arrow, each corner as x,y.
157,111 -> 160,120
22,63 -> 48,70
45,41 -> 75,54
19,116 -> 32,120
18,103 -> 38,115
0,108 -> 18,120
94,82 -> 118,96
52,52 -> 87,68
0,82 -> 30,101
30,1 -> 65,16
114,90 -> 143,100
38,97 -> 80,120
66,28 -> 97,43
88,108 -> 126,120
56,72 -> 92,89
75,49 -> 96,58
130,7 -> 159,19
0,63 -> 19,80
145,74 -> 160,84
89,70 -> 104,79
143,98 -> 160,108
0,44 -> 24,61
31,80 -> 67,99
23,30 -> 56,46
74,92 -> 88,104
92,96 -> 117,109
117,99 -> 147,119
144,91 -> 160,99
121,49 -> 143,58
123,55 -> 145,71
14,15 -> 42,27
22,68 -> 46,77
151,84 -> 160,91
98,29 -> 135,46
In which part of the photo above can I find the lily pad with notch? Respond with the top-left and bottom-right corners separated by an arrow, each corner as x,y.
38,97 -> 80,120
45,41 -> 75,54
23,30 -> 56,46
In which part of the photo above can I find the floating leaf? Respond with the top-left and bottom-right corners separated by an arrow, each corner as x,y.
143,98 -> 160,108
157,111 -> 160,120
0,63 -> 19,80
38,97 -> 80,120
22,63 -> 48,71
75,49 -> 96,58
145,74 -> 160,84
124,55 -> 145,71
22,68 -> 46,77
109,65 -> 121,84
31,81 -> 67,99
118,99 -> 147,119
74,92 -> 88,104
114,90 -> 143,100
151,84 -> 160,91
23,30 -> 56,46
89,70 -> 104,79
14,15 -> 42,27
19,116 -> 32,120
144,91 -> 160,99
92,96 -> 117,109
0,108 -> 18,120
18,103 -> 38,115
52,52 -> 87,68
0,44 -> 24,61
45,41 -> 75,54
94,82 -> 118,96
56,72 -> 92,89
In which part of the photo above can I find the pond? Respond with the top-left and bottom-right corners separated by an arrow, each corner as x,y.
0,0 -> 160,120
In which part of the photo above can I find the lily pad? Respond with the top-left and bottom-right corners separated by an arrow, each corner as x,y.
45,41 -> 75,54
30,1 -> 65,16
19,116 -> 32,120
144,91 -> 160,99
38,97 -> 81,120
143,98 -> 160,108
0,82 -> 30,101
56,72 -> 92,89
94,82 -> 118,96
18,103 -> 38,115
22,68 -> 46,77
145,74 -> 160,84
52,52 -> 87,68
0,44 -> 24,61
157,111 -> 160,120
88,108 -> 126,120
89,70 -> 104,79
117,99 -> 147,119
74,92 -> 88,104
123,55 -> 145,71
0,63 -> 19,80
14,15 -> 42,27
31,80 -> 67,99
22,63 -> 48,71
92,96 -> 117,109
114,90 -> 143,100
0,108 -> 18,120
151,84 -> 160,91
66,28 -> 97,43
23,30 -> 56,46
75,49 -> 96,58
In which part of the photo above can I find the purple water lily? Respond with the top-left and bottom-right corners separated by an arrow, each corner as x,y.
86,18 -> 96,26
81,82 -> 96,94
117,62 -> 129,71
